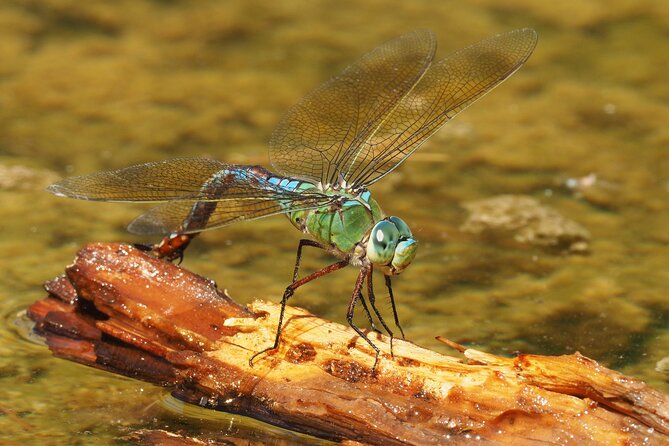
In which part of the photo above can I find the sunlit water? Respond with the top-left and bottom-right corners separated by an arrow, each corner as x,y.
1,1 -> 667,444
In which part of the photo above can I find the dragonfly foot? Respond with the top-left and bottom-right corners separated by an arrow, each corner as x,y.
370,351 -> 381,377
249,346 -> 278,368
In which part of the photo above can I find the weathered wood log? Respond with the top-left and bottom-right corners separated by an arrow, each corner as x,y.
28,243 -> 669,445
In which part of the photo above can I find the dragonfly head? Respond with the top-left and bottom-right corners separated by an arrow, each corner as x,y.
366,216 -> 417,276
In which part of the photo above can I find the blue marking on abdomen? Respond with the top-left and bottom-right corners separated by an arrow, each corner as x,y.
268,176 -> 310,192
267,175 -> 281,186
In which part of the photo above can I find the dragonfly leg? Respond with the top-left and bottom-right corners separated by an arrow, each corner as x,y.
365,267 -> 395,356
249,258 -> 349,367
384,275 -> 405,339
292,239 -> 378,332
346,266 -> 381,373
356,291 -> 380,333
291,239 -> 325,282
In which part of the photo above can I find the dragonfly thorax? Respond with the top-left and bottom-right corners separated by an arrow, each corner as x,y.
287,186 -> 416,276
366,216 -> 417,276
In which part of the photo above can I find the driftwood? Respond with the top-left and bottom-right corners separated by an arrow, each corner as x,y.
28,243 -> 669,445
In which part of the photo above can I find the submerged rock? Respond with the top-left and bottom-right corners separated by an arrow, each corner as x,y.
460,194 -> 590,254
657,357 -> 669,375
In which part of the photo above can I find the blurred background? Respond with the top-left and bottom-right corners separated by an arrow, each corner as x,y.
0,0 -> 667,444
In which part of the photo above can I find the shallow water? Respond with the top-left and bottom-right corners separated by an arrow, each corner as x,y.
1,0 -> 668,444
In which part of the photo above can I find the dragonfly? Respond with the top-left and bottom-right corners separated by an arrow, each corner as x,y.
48,28 -> 537,371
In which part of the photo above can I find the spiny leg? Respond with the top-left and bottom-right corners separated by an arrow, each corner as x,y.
357,291 -> 380,333
292,239 -> 378,332
249,259 -> 349,367
291,239 -> 325,282
346,266 -> 381,373
365,266 -> 395,356
384,275 -> 405,339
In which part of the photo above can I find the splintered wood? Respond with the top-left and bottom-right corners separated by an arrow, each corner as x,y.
28,243 -> 669,445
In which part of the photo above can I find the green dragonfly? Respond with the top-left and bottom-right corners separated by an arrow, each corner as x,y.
48,28 -> 537,371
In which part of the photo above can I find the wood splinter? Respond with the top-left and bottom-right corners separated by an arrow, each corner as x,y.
27,243 -> 669,445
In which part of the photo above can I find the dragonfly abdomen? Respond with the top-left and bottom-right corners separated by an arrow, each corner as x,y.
266,174 -> 315,194
178,165 -> 271,232
178,166 -> 315,233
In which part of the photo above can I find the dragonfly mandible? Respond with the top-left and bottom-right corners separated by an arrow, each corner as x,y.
48,28 -> 538,372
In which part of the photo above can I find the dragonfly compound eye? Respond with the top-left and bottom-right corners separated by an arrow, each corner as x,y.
367,220 -> 399,265
388,216 -> 412,238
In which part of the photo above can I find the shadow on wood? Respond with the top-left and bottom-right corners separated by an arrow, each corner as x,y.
28,243 -> 669,445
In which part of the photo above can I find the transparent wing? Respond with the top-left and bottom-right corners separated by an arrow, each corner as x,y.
48,158 -> 234,202
269,29 -> 537,188
47,158 -> 334,235
346,28 -> 538,186
126,192 -> 329,235
269,29 -> 436,185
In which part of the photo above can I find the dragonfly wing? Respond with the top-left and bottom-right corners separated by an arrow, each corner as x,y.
48,157 -> 335,235
47,158 -> 233,202
343,28 -> 538,187
269,30 -> 436,186
127,190 -> 333,235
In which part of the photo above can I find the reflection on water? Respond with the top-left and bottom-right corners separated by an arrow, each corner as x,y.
1,0 -> 667,444
154,394 -> 335,445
